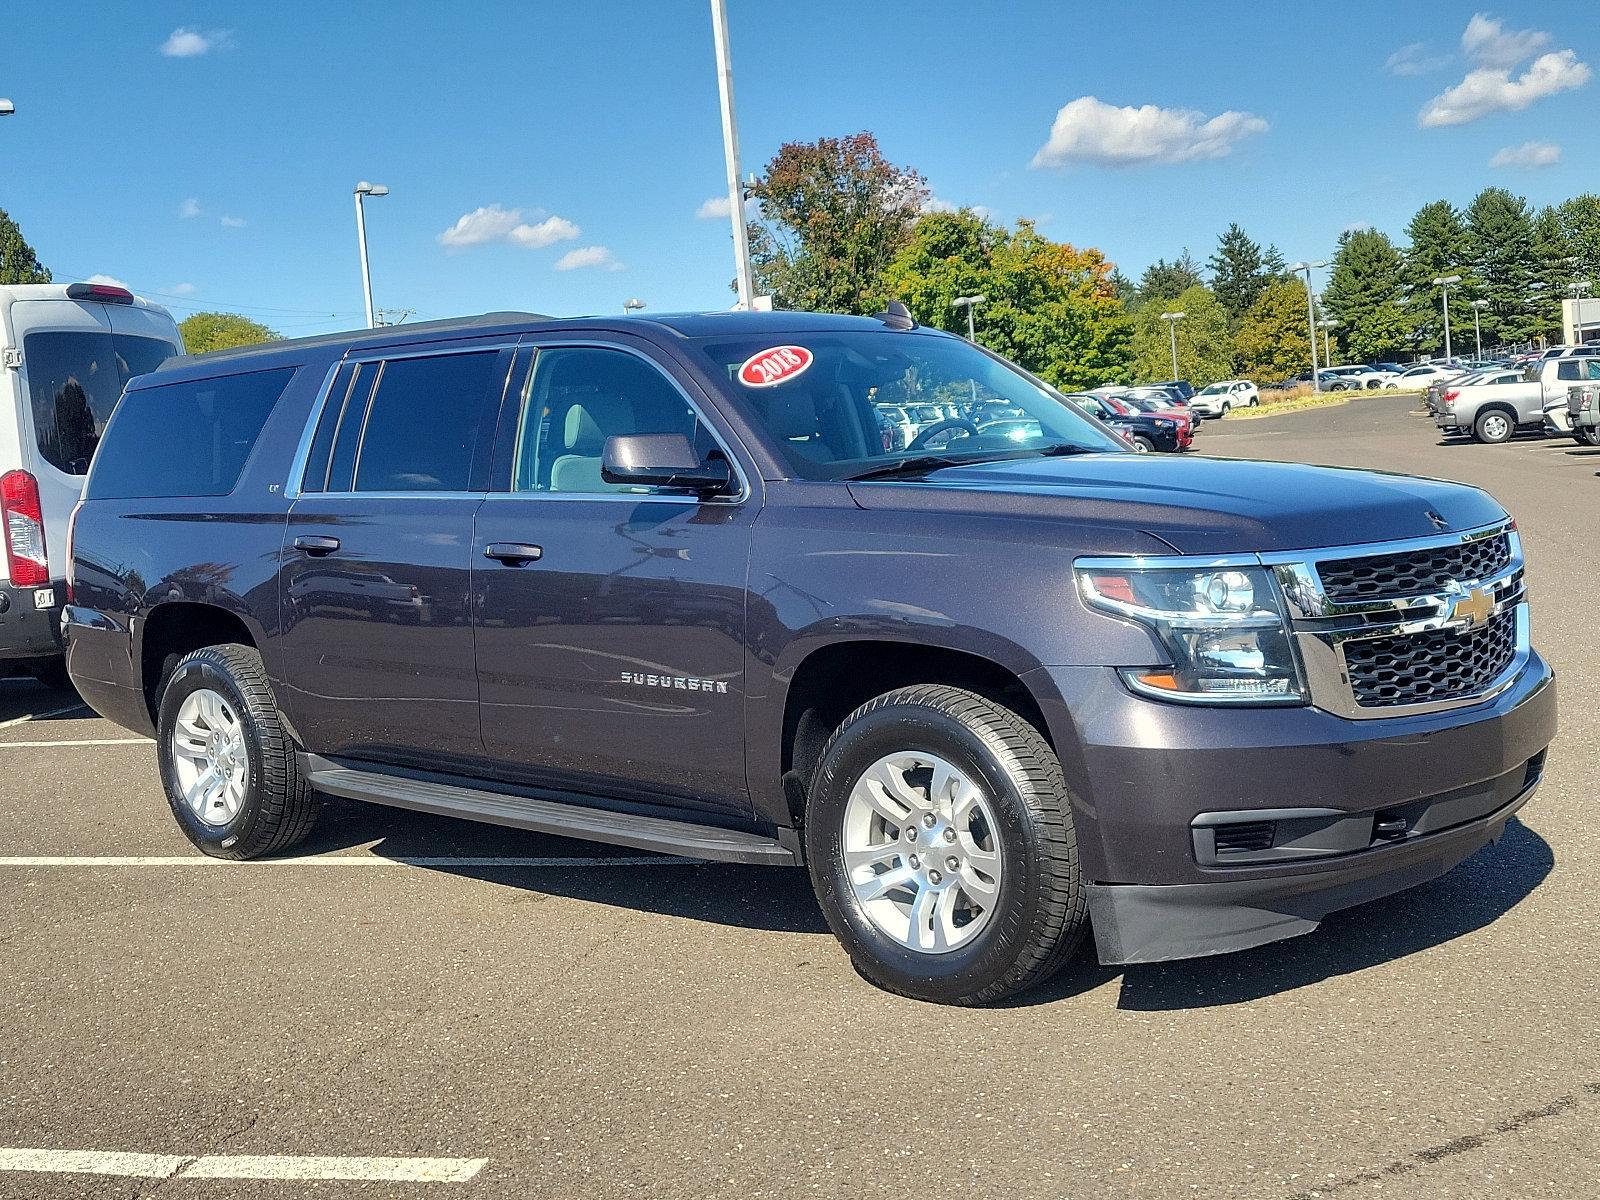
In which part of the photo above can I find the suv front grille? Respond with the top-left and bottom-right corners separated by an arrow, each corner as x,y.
1343,609 -> 1517,708
1316,533 -> 1511,603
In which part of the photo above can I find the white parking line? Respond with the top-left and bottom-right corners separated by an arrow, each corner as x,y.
0,702 -> 91,729
0,1147 -> 486,1183
0,737 -> 150,748
0,854 -> 698,868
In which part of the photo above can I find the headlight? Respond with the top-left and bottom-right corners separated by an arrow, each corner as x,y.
1076,563 -> 1306,705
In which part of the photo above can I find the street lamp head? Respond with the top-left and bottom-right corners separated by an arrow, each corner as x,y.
951,294 -> 986,307
0,99 -> 14,117
354,181 -> 389,197
1469,299 -> 1489,309
1433,274 -> 1462,286
623,298 -> 646,313
1159,311 -> 1185,321
1571,280 -> 1592,292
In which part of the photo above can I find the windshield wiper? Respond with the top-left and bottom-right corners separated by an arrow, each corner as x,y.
843,454 -> 982,482
1035,442 -> 1099,456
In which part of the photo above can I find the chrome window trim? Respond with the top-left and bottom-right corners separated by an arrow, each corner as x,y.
1076,520 -> 1528,719
507,337 -> 752,506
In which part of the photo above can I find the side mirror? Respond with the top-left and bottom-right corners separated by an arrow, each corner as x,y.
601,433 -> 733,496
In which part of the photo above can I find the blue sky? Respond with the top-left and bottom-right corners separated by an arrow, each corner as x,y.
3,2 -> 1596,335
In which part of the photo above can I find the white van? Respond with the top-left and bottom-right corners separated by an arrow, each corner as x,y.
1,283 -> 182,687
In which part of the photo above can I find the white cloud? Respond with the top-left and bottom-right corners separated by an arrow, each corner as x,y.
1461,13 -> 1551,68
921,197 -> 994,220
178,197 -> 202,219
160,27 -> 228,57
165,282 -> 199,297
1030,96 -> 1267,168
85,274 -> 129,289
1386,42 -> 1450,76
554,246 -> 622,272
1490,139 -> 1562,168
696,195 -> 758,220
438,204 -> 579,249
219,215 -> 246,228
1419,49 -> 1590,127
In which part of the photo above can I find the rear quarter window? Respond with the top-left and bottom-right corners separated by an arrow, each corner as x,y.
85,366 -> 297,499
24,331 -> 178,475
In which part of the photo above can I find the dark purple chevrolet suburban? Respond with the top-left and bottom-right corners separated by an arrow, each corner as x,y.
64,308 -> 1555,1004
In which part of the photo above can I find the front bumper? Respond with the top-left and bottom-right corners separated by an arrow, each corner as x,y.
1023,654 -> 1556,964
0,580 -> 66,662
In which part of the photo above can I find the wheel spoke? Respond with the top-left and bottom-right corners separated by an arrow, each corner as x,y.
932,886 -> 963,948
907,883 -> 937,950
958,865 -> 998,903
854,864 -> 915,903
844,842 -> 900,875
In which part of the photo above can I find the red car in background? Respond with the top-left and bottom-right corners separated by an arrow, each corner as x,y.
1105,393 -> 1196,449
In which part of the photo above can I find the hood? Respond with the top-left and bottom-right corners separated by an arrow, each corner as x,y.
846,453 -> 1505,555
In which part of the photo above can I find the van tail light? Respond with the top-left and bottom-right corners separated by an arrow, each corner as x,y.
1,470 -> 49,588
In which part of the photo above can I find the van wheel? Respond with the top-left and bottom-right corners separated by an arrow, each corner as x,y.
804,685 -> 1087,1005
156,644 -> 318,859
1474,409 -> 1514,444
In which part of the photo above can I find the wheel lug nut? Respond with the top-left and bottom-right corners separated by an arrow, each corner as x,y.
906,828 -> 917,842
942,828 -> 956,843
928,869 -> 943,884
909,854 -> 921,869
946,856 -> 959,871
922,813 -> 936,829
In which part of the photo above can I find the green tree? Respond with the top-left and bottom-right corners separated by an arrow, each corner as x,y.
1403,200 -> 1472,353
179,312 -> 277,354
747,132 -> 927,313
883,212 -> 1132,390
1463,187 -> 1540,346
1556,194 -> 1600,281
1136,251 -> 1204,307
1323,228 -> 1410,361
1262,243 -> 1291,281
0,207 -> 51,285
1129,284 -> 1231,386
1531,205 -> 1573,342
1234,280 -> 1314,383
1207,224 -> 1270,326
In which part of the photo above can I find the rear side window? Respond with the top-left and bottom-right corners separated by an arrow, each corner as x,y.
86,367 -> 296,499
348,351 -> 505,493
24,332 -> 178,474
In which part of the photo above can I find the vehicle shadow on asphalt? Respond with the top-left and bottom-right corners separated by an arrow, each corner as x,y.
1107,820 -> 1553,1011
298,796 -> 833,935
0,676 -> 86,724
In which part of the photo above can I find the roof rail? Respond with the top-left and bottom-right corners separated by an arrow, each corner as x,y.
183,311 -> 554,364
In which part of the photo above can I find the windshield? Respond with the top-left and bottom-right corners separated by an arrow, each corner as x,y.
690,330 -> 1126,480
1195,383 -> 1229,396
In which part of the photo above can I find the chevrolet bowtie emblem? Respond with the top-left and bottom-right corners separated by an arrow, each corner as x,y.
1449,587 -> 1493,628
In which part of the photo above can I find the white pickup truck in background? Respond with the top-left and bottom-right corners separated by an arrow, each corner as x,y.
1430,353 -> 1600,443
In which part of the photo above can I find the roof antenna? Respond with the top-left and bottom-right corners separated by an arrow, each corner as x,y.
874,300 -> 917,331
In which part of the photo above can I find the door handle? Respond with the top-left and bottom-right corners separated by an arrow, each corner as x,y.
293,535 -> 341,556
484,542 -> 543,564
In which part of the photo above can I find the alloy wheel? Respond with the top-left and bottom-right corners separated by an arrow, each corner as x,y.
841,752 -> 1003,954
170,688 -> 249,827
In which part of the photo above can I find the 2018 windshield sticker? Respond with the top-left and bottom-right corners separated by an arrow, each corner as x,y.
738,345 -> 813,387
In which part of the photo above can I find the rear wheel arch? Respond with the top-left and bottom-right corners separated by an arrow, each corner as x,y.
138,602 -> 262,723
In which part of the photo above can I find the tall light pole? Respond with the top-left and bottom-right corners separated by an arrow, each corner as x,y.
623,297 -> 646,315
710,0 -> 755,309
1572,279 -> 1593,346
1468,299 -> 1488,358
952,294 -> 986,342
1317,317 -> 1339,366
353,181 -> 389,330
1159,311 -> 1185,381
1290,261 -> 1327,389
1432,274 -> 1461,361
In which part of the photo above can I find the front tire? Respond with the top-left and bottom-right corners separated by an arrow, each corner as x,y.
1474,409 -> 1514,444
156,644 -> 318,859
1578,427 -> 1600,447
1220,401 -> 1232,416
1130,434 -> 1154,453
804,685 -> 1087,1005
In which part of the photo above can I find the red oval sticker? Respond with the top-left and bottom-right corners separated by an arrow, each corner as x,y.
738,344 -> 813,388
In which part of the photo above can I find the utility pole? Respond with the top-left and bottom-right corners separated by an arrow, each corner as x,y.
354,181 -> 389,330
710,0 -> 754,309
952,294 -> 986,342
1469,299 -> 1488,358
1290,261 -> 1327,390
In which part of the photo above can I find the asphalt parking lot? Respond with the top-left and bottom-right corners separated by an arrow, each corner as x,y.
1,392 -> 1595,1199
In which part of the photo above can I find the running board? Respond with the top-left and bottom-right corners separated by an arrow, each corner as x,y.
301,757 -> 799,866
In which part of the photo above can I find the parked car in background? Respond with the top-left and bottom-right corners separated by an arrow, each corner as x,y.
1121,384 -> 1191,408
1150,380 -> 1195,401
1385,363 -> 1460,390
1321,366 -> 1388,390
1117,393 -> 1199,441
1434,355 -> 1600,443
1068,391 -> 1191,452
1,282 -> 182,690
1562,382 -> 1600,445
1188,379 -> 1259,417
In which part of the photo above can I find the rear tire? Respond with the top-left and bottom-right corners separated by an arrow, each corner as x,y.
156,643 -> 318,860
1474,409 -> 1514,444
804,685 -> 1087,1005
1578,427 -> 1600,447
